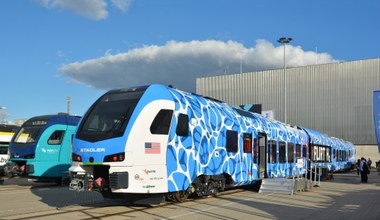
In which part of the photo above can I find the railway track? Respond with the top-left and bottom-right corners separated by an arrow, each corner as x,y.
0,177 -> 58,190
0,181 -> 254,220
2,171 -> 380,220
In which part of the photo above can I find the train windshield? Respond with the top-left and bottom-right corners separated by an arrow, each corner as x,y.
76,89 -> 145,142
0,144 -> 8,154
13,118 -> 49,145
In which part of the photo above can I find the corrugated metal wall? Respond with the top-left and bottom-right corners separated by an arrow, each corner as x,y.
196,58 -> 380,145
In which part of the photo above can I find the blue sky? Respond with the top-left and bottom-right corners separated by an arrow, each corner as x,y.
1,0 -> 379,122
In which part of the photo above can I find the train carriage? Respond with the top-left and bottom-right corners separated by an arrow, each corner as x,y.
69,84 -> 312,200
346,140 -> 356,169
299,127 -> 333,171
251,116 -> 309,178
69,84 -> 355,202
70,84 -> 269,200
0,124 -> 19,175
331,137 -> 355,171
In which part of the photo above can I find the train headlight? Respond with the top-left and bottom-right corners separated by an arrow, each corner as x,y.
104,152 -> 125,162
24,154 -> 35,159
72,153 -> 82,162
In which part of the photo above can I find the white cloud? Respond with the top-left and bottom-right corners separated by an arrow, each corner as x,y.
60,39 -> 337,92
111,0 -> 132,13
36,0 -> 130,20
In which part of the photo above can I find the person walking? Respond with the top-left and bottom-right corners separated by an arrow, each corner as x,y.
356,159 -> 361,176
359,157 -> 369,183
367,158 -> 372,169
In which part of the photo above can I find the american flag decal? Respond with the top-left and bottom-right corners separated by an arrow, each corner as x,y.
145,142 -> 161,154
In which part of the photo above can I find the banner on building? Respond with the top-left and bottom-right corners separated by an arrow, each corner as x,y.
374,90 -> 380,153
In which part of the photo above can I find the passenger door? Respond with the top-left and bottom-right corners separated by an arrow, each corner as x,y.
35,126 -> 66,177
258,133 -> 267,179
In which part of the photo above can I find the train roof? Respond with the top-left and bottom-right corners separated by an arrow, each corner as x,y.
298,126 -> 332,146
23,114 -> 81,127
331,137 -> 355,151
0,124 -> 20,132
106,85 -> 150,94
102,84 -> 319,145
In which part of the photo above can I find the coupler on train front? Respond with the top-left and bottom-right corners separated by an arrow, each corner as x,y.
3,161 -> 26,178
69,170 -> 110,193
68,164 -> 113,199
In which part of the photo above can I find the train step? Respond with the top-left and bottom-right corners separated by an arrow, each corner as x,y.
259,177 -> 312,195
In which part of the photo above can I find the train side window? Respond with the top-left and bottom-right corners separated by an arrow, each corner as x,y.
287,143 -> 294,163
279,141 -> 286,163
320,146 -> 326,161
337,150 -> 340,161
226,130 -> 238,153
268,140 -> 277,163
302,144 -> 308,158
311,145 -> 318,161
343,151 -> 347,161
176,113 -> 189,136
296,144 -> 301,159
243,133 -> 252,153
150,109 -> 174,135
48,130 -> 65,145
0,145 -> 8,154
253,138 -> 258,163
326,147 -> 331,162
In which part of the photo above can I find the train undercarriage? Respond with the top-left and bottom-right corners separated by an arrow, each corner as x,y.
166,174 -> 232,202
69,165 -> 234,203
3,161 -> 26,178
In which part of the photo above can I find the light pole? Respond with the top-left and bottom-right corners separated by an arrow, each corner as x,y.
0,106 -> 7,123
66,97 -> 71,115
277,37 -> 292,124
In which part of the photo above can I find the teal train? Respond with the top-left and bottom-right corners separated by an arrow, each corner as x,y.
5,114 -> 80,183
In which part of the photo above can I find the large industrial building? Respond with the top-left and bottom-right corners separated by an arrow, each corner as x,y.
196,58 -> 380,160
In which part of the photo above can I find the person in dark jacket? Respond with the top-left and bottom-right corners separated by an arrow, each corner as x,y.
367,158 -> 372,169
356,159 -> 361,176
359,157 -> 369,183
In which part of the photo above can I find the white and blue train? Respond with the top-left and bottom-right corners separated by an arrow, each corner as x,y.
69,84 -> 355,201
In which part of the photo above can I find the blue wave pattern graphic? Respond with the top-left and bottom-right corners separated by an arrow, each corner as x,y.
165,88 -> 308,192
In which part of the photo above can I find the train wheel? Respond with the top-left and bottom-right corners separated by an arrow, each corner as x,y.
173,191 -> 189,202
6,172 -> 13,178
